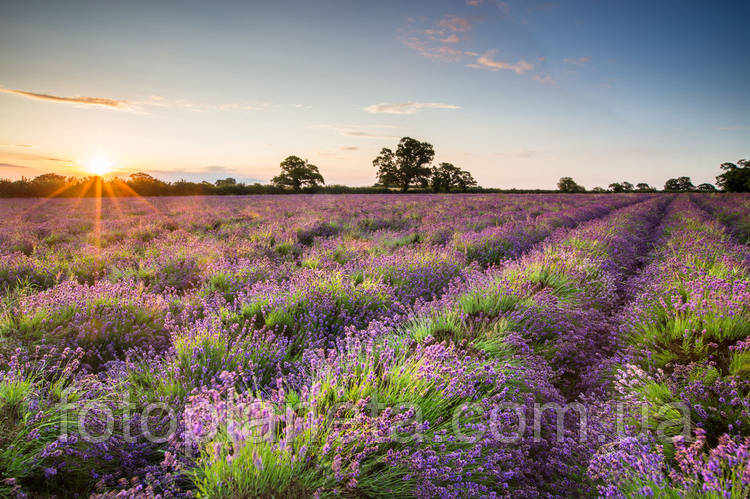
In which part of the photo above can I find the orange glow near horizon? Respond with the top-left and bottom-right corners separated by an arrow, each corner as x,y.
83,156 -> 115,177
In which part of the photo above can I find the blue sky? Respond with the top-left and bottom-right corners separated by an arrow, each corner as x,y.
0,0 -> 748,188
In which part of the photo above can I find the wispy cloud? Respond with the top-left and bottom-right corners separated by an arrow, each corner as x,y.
139,95 -> 270,113
401,15 -> 476,62
0,144 -> 34,148
0,162 -> 31,170
318,146 -> 361,157
717,125 -> 748,131
363,101 -> 460,115
563,56 -> 590,66
203,165 -> 241,173
320,124 -> 400,139
437,15 -> 472,33
468,51 -> 534,74
0,87 -> 131,110
401,38 -> 468,61
139,95 -> 303,113
136,95 -> 170,108
0,151 -> 72,163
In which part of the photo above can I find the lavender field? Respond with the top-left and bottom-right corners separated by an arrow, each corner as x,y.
1,193 -> 749,498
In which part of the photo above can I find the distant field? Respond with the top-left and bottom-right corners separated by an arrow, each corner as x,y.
1,193 -> 749,497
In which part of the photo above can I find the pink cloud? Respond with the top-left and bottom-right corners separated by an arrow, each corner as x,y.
0,87 -> 130,110
438,15 -> 472,33
469,51 -> 534,74
441,34 -> 461,43
363,101 -> 460,115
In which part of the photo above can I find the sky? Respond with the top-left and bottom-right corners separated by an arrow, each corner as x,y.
0,0 -> 748,189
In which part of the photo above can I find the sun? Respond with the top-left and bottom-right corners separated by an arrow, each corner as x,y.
84,156 -> 114,176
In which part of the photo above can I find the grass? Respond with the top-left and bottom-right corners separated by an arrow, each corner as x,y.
404,310 -> 517,360
455,279 -> 529,318
0,355 -> 118,496
0,296 -> 168,371
627,278 -> 750,371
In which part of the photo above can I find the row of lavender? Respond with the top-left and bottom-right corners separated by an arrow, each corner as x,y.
588,197 -> 750,497
0,194 -> 638,497
691,194 -> 750,244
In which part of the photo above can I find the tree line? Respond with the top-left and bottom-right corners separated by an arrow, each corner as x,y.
0,173 -> 405,198
1,141 -> 747,197
557,177 -> 717,193
557,158 -> 749,193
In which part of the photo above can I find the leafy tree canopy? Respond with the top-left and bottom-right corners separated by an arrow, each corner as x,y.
373,137 -> 435,192
608,182 -> 635,193
557,177 -> 586,193
129,172 -> 160,184
696,183 -> 717,192
716,159 -> 750,192
431,163 -> 478,192
272,156 -> 324,191
664,176 -> 695,192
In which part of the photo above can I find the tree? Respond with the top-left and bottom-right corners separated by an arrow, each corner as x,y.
696,183 -> 717,192
716,159 -> 750,192
454,170 -> 477,191
608,181 -> 634,193
128,172 -> 158,183
28,173 -> 71,196
373,137 -> 435,192
664,176 -> 694,192
557,177 -> 585,193
636,183 -> 655,192
215,177 -> 237,187
31,173 -> 68,184
127,172 -> 167,195
430,163 -> 478,192
272,156 -> 324,191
